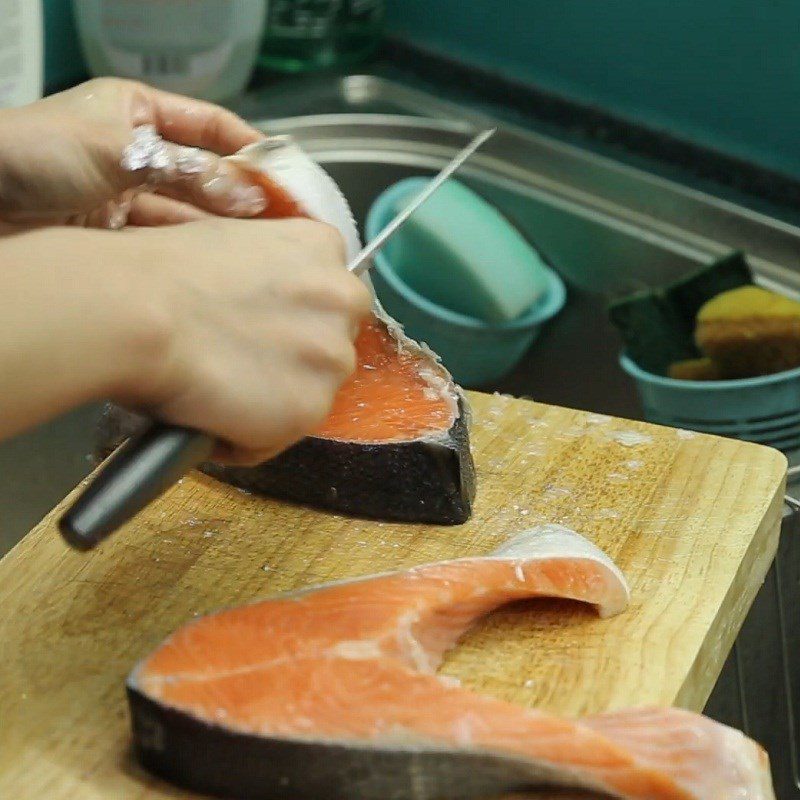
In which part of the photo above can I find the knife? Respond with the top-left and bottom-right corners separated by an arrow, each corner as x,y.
59,128 -> 495,550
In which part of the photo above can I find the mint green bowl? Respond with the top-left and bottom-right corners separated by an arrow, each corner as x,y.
366,180 -> 566,387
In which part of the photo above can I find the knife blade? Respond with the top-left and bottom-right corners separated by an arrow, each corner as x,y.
347,128 -> 495,276
58,128 -> 495,550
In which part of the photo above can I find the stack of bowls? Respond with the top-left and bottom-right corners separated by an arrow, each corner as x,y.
620,354 -> 800,466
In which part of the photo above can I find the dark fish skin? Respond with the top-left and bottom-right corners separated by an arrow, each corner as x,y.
95,401 -> 476,525
127,688 -> 607,800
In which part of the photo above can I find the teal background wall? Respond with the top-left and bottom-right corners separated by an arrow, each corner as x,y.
43,1 -> 800,180
43,0 -> 86,91
386,0 -> 800,179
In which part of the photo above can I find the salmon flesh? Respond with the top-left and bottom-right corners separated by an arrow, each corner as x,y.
127,525 -> 773,800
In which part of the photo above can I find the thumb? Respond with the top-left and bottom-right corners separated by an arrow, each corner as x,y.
120,125 -> 267,218
154,148 -> 267,218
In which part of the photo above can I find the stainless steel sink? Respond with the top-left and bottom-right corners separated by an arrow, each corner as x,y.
4,75 -> 800,794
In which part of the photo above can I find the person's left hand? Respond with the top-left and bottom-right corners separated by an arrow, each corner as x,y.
0,78 -> 268,228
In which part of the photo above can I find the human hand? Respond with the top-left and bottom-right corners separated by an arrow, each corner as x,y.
114,217 -> 371,465
0,78 -> 268,227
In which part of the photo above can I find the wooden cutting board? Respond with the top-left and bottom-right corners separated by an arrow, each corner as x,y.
0,392 -> 786,799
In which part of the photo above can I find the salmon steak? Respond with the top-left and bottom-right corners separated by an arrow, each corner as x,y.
96,136 -> 476,524
127,524 -> 773,800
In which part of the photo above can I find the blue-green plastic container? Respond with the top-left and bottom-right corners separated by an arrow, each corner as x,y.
621,353 -> 800,462
366,180 -> 566,387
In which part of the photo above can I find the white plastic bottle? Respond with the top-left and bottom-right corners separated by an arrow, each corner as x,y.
0,0 -> 43,108
73,0 -> 266,102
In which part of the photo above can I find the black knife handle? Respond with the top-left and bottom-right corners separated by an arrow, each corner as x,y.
59,423 -> 215,551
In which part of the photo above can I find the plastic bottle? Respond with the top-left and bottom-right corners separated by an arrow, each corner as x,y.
0,1 -> 44,108
259,0 -> 383,73
72,0 -> 266,102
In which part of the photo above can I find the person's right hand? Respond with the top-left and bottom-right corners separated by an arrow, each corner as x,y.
113,217 -> 371,465
0,216 -> 370,462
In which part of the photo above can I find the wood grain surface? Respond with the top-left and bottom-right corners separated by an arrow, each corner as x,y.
0,392 -> 786,799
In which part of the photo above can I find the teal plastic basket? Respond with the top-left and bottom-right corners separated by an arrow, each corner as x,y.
365,179 -> 566,387
620,353 -> 800,462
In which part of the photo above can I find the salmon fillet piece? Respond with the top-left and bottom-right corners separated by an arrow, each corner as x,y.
97,313 -> 476,523
96,137 -> 476,523
128,525 -> 773,800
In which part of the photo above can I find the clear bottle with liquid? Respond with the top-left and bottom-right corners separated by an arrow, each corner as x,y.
0,0 -> 43,108
259,0 -> 383,74
73,0 -> 266,102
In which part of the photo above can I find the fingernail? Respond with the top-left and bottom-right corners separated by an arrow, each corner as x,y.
107,206 -> 127,229
201,171 -> 236,198
174,146 -> 213,176
230,184 -> 267,215
201,170 -> 267,215
104,189 -> 133,230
